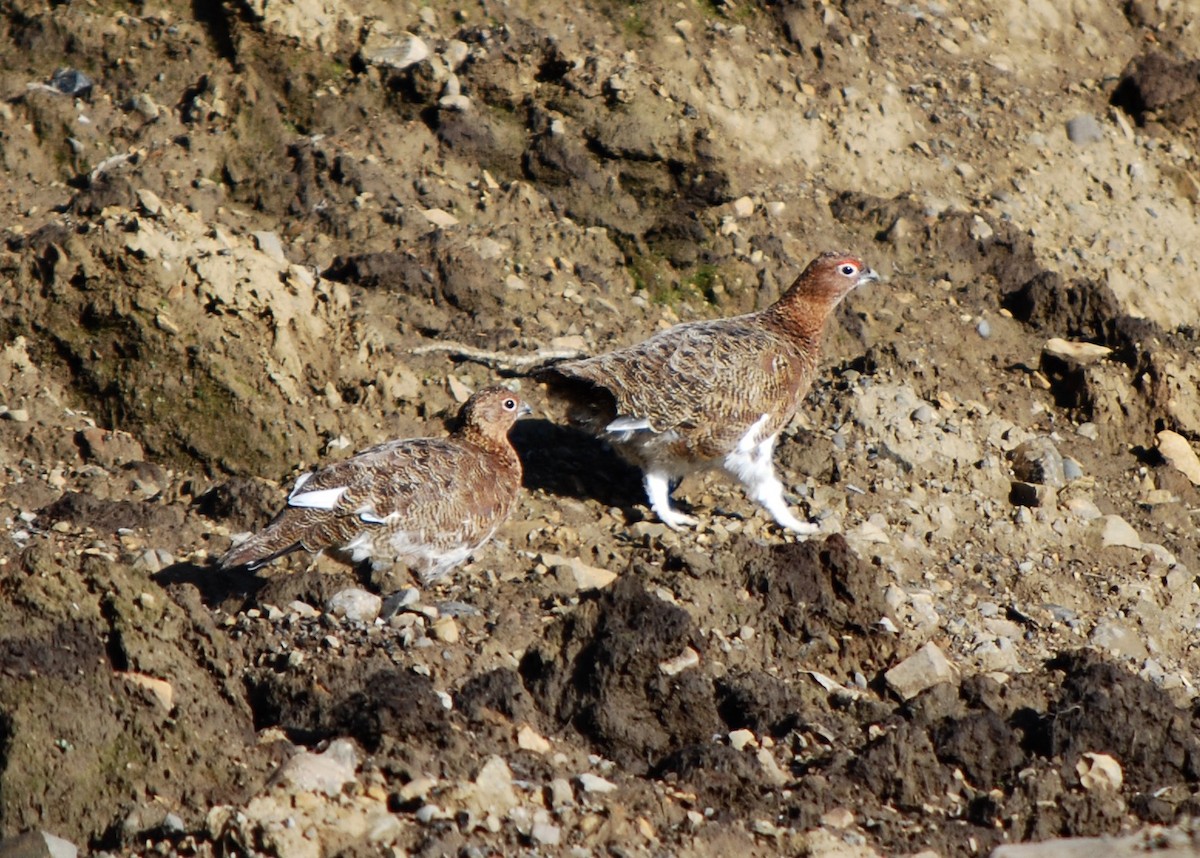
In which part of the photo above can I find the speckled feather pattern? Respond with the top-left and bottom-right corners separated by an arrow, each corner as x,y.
551,316 -> 821,465
538,251 -> 878,529
219,387 -> 528,583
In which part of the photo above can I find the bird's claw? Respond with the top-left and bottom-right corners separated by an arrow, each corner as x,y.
775,513 -> 819,535
657,510 -> 700,530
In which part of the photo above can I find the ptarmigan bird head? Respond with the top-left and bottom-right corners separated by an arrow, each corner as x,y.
455,386 -> 534,447
768,251 -> 878,331
537,249 -> 878,532
217,385 -> 532,585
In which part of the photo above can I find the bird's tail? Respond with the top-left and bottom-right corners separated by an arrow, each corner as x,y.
534,365 -> 619,435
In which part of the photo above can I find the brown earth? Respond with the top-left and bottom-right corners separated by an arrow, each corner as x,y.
2,1 -> 1200,856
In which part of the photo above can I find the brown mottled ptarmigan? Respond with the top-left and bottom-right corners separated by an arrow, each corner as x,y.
218,386 -> 531,584
538,250 -> 878,532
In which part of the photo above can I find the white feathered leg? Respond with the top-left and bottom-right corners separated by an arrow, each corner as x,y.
724,429 -> 818,535
643,470 -> 699,530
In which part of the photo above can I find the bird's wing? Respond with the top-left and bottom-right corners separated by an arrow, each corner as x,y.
553,317 -> 803,435
286,438 -> 474,527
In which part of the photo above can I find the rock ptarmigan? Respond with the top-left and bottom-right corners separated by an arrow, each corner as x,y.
218,386 -> 531,583
537,250 -> 878,532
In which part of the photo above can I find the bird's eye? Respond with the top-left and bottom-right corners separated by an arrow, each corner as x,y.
503,398 -> 517,411
839,263 -> 859,276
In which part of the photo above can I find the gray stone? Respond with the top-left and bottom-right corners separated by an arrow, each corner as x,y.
884,642 -> 957,700
50,68 -> 93,97
1011,437 -> 1066,487
1098,514 -> 1141,549
577,772 -> 618,793
268,738 -> 360,797
365,33 -> 429,70
530,817 -> 561,845
457,755 -> 519,818
911,404 -> 936,424
380,588 -> 420,619
136,188 -> 163,215
547,777 -> 574,810
129,92 -> 161,120
969,216 -> 994,241
1044,338 -> 1111,364
443,40 -> 469,70
327,588 -> 382,624
1066,114 -> 1105,145
1157,430 -> 1200,485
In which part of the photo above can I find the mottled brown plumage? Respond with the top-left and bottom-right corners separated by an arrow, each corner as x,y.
218,387 -> 531,583
538,250 -> 878,531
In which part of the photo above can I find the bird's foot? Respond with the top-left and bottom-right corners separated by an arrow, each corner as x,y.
767,507 -> 819,536
643,471 -> 698,530
656,508 -> 701,530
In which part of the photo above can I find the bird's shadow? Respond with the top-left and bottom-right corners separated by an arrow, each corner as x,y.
511,417 -> 645,510
154,560 -> 265,612
154,556 -> 366,613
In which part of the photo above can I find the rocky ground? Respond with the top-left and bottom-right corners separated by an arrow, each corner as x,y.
2,0 -> 1200,856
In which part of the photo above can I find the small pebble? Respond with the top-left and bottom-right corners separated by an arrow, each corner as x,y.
381,588 -> 420,619
326,588 -> 382,624
530,820 -> 562,845
548,778 -> 574,810
430,616 -> 460,643
415,804 -> 442,824
51,68 -> 94,96
1099,514 -> 1141,549
969,216 -> 994,241
732,196 -> 754,218
729,729 -> 757,751
289,600 -> 319,618
1066,114 -> 1105,145
577,773 -> 618,794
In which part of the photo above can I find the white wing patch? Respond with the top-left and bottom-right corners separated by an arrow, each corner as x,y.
288,485 -> 348,510
356,506 -> 391,525
606,415 -> 654,433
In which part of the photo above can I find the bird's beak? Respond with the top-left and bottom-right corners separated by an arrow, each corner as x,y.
519,402 -> 534,417
860,267 -> 881,285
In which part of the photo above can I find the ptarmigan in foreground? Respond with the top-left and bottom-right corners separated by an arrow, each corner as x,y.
218,386 -> 531,583
538,250 -> 878,532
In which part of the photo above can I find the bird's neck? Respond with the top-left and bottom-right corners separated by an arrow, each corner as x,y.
763,291 -> 833,350
459,426 -> 519,463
